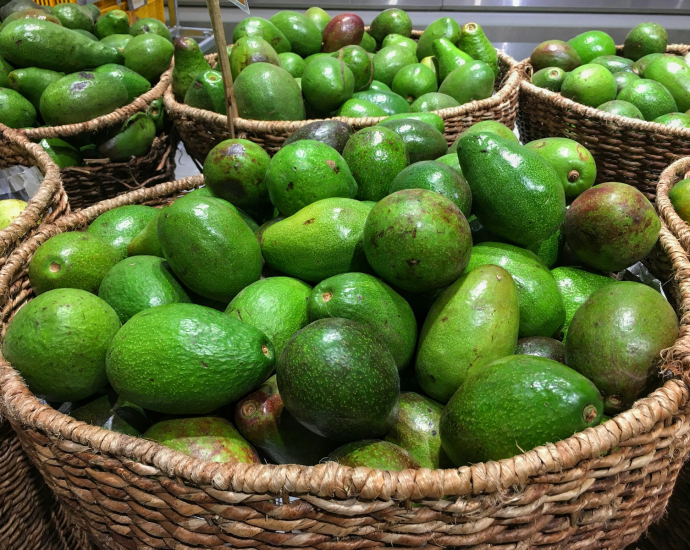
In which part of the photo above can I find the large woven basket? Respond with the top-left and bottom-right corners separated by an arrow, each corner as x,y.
517,45 -> 690,201
0,125 -> 92,550
21,69 -> 176,211
0,176 -> 689,549
163,35 -> 520,162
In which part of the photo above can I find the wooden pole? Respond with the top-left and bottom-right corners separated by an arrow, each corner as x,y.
204,0 -> 238,139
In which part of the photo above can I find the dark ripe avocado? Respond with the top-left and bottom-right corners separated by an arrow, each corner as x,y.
234,62 -> 305,121
624,22 -> 668,61
515,336 -> 565,364
530,40 -> 581,71
564,182 -> 660,272
283,120 -> 353,153
565,282 -> 678,414
322,13 -> 364,53
235,375 -> 336,465
363,189 -> 472,292
369,8 -> 412,44
277,318 -> 400,442
329,440 -> 419,470
440,355 -> 604,465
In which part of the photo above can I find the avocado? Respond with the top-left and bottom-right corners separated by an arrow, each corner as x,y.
410,91 -> 460,112
342,126 -> 408,201
0,0 -> 51,20
567,30 -> 615,64
0,19 -> 122,72
304,6 -> 330,33
617,79 -> 677,120
51,3 -> 92,32
233,16 -> 291,54
126,208 -> 164,257
438,60 -> 495,105
372,45 -> 416,87
369,8 -> 412,44
416,17 -> 461,61
283,120 -> 352,153
173,36 -> 211,101
391,63 -> 437,104
302,56 -> 354,115
278,52 -> 305,77
351,89 -> 409,115
129,18 -> 171,42
0,55 -> 12,87
359,31 -> 376,53
87,205 -> 158,259
367,79 -> 391,92
28,232 -> 120,295
590,54 -> 634,74
364,189 -> 472,292
38,137 -> 81,168
81,3 -> 100,22
144,417 -> 260,463
528,226 -> 564,268
184,69 -> 225,114
226,277 -> 311,356
431,38 -> 473,83
234,62 -> 305,121
278,317 -> 400,441
302,52 -> 329,67
632,52 -> 666,77
94,9 -> 129,39
333,45 -> 372,91
613,71 -> 640,94
645,55 -> 690,112
4,288 -> 120,403
0,86 -> 34,127
436,152 -> 461,170
551,266 -> 615,336
416,264 -> 520,403
566,282 -> 677,413
308,272 -> 417,371
337,98 -> 387,117
260,198 -> 371,282
457,22 -> 498,77
229,36 -> 280,81
669,178 -> 690,223
270,11 -> 321,58
515,336 -> 565,363
322,13 -> 364,53
457,132 -> 566,248
123,33 -> 173,82
653,112 -> 690,128
440,355 -> 603,464
40,71 -> 128,126
98,112 -> 156,162
382,34 -> 417,54
530,40 -> 581,71
100,33 -> 132,53
624,22 -> 668,61
93,63 -> 150,103
235,375 -> 335,465
329,440 -> 419,470
466,242 -> 566,338
71,393 -> 147,437
378,118 -> 447,163
0,8 -> 62,32
597,99 -> 644,119
449,120 -> 518,154
388,160 -> 471,217
98,255 -> 190,323
531,66 -> 566,91
560,63 -> 617,107
381,111 -> 444,133
564,182 -> 660,272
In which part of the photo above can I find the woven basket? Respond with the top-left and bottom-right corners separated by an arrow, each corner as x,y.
21,69 -> 176,211
163,35 -> 520,162
0,125 -> 92,550
517,45 -> 690,201
0,176 -> 689,549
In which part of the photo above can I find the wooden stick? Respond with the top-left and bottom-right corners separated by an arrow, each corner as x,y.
205,0 -> 238,139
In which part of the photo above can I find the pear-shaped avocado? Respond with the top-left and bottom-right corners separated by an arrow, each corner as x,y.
270,11 -> 321,58
432,37 -> 473,82
39,137 -> 82,168
305,6 -> 331,33
567,30 -> 615,64
597,99 -> 644,119
420,55 -> 439,83
532,66 -> 566,91
333,44 -> 372,91
93,63 -> 151,102
278,52 -> 305,77
457,22 -> 498,77
416,264 -> 520,403
234,62 -> 305,121
372,45 -> 416,87
322,12 -> 364,53
171,37 -> 212,101
302,56 -> 354,115
330,440 -> 419,470
566,282 -> 677,413
560,63 -> 617,107
233,16 -> 291,54
530,39 -> 581,71
378,118 -> 447,163
369,8 -> 412,45
392,63 -> 437,103
129,18 -> 171,42
440,355 -> 603,464
0,8 -> 62,32
438,60 -> 495,105
98,112 -> 156,162
515,337 -> 565,364
457,132 -> 566,248
342,126 -> 408,201
624,22 -> 668,61
351,89 -> 409,115
184,69 -> 225,114
7,66 -> 62,111
95,9 -> 129,39
283,120 -> 353,153
71,393 -> 148,437
617,78 -> 677,120
359,31 -> 376,53
123,33 -> 173,82
230,35 -> 281,80
613,71 -> 640,94
235,375 -> 335,465
364,189 -> 472,292
260,198 -> 371,282
645,55 -> 690,112
410,92 -> 460,112
416,17 -> 461,61
590,55 -> 634,74
564,182 -> 660,272
337,98 -> 387,117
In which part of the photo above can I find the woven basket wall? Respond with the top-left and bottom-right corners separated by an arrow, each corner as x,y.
0,125 -> 92,550
21,70 -> 176,211
0,176 -> 689,549
517,44 -> 690,202
163,35 -> 521,163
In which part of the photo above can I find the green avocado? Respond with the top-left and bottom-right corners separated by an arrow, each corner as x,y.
93,63 -> 151,102
367,79 -> 390,92
372,45 -> 417,87
378,118 -> 448,163
127,208 -> 164,257
0,86 -> 35,127
270,11 -> 321,58
617,78 -> 677,120
380,111 -> 444,133
597,99 -> 644,119
653,112 -> 690,128
359,31 -> 376,53
529,39 -> 581,71
410,91 -> 460,112
233,17 -> 291,54
71,393 -> 147,437
416,17 -> 461,61
438,60 -> 495,105
567,30 -> 615,64
560,63 -> 617,107
100,33 -> 132,53
669,178 -> 690,223
527,227 -> 564,268
87,205 -> 158,259
632,52 -> 666,77
612,72 -> 640,94
302,56 -> 354,115
230,35 -> 281,80
337,98 -> 387,117
0,55 -> 13,88
440,355 -> 603,464
234,62 -> 305,121
94,9 -> 129,38
457,22 -> 498,76
329,440 -> 419,470
531,66 -> 566,91
449,120 -> 518,153
123,33 -> 173,82
98,112 -> 156,162
106,303 -> 275,414
624,22 -> 668,61
184,69 -> 225,114
369,8 -> 412,45
352,89 -> 409,115
436,152 -> 461,170
51,3 -> 92,32
39,137 -> 82,168
283,120 -> 353,153
0,8 -> 62,32
382,34 -> 417,54
333,45 -> 372,91
515,336 -> 565,364
1,0 -> 52,20
391,63 -> 437,104
277,317 -> 400,441
416,264 -> 520,403
278,52 -> 305,77
129,18 -> 171,42
590,55 -> 634,74
70,28 -> 96,41
304,7 -> 330,33
432,38 -> 473,83
171,37 -> 211,101
645,55 -> 690,112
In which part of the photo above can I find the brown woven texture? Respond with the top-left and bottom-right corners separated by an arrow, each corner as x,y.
517,45 -> 690,201
20,70 -> 176,211
163,37 -> 520,162
0,177 -> 689,549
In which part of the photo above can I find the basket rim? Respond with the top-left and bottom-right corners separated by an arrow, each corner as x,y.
519,44 -> 690,138
19,69 -> 172,141
0,124 -> 65,256
162,51 -> 521,134
0,174 -> 689,501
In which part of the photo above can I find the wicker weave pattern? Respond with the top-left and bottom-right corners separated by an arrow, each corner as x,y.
163,42 -> 520,162
517,45 -> 690,201
0,175 -> 688,549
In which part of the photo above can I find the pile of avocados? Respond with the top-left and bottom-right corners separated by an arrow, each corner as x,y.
174,8 -> 500,121
3,111 -> 679,471
531,22 -> 690,127
0,0 -> 172,165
